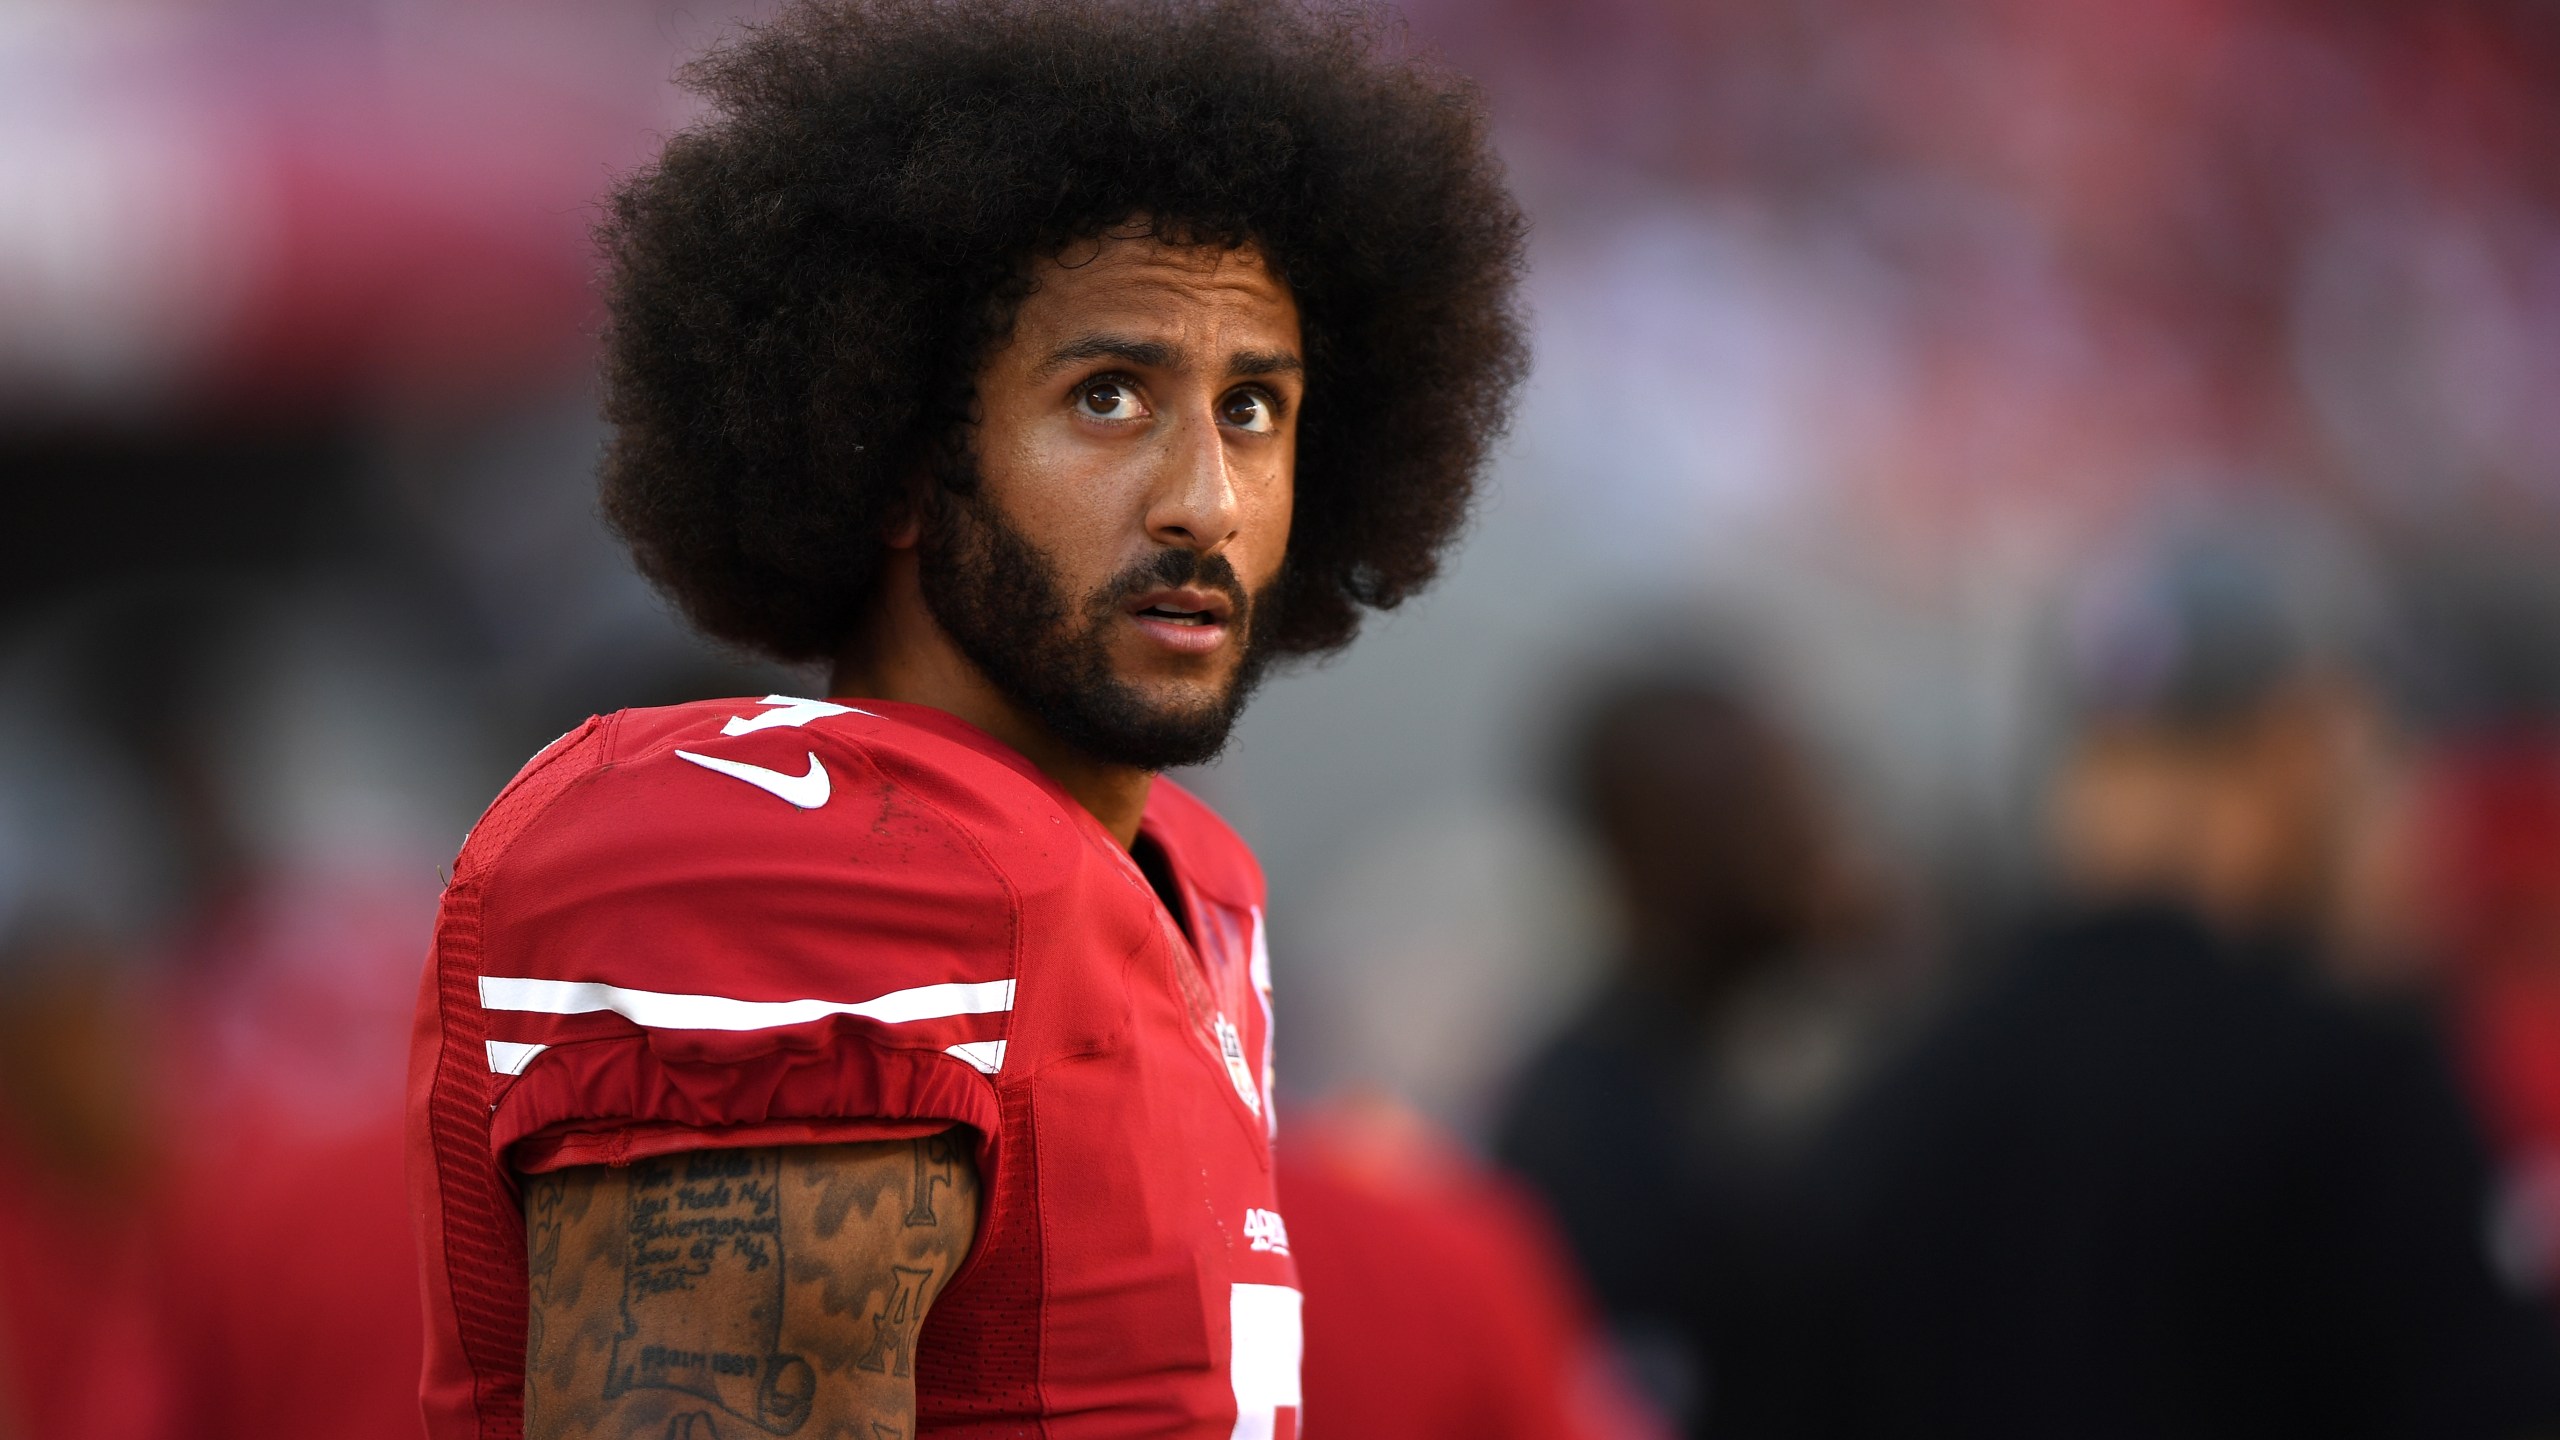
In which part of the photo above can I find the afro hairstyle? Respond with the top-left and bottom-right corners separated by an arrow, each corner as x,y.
595,0 -> 1530,664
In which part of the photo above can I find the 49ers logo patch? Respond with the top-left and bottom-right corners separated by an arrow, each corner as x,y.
1214,1013 -> 1262,1115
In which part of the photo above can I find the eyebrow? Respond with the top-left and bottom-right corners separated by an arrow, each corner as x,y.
1035,334 -> 1177,378
1228,348 -> 1305,379
1032,333 -> 1304,381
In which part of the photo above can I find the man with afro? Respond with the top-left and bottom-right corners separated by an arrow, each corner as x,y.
404,2 -> 1527,1437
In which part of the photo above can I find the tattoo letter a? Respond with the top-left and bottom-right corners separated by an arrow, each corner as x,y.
853,1266 -> 933,1379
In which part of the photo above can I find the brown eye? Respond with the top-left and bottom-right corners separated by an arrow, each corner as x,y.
1220,388 -> 1275,433
1075,378 -> 1145,420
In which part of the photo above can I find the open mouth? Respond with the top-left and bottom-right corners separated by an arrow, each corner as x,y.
1126,586 -> 1236,653
1126,586 -> 1235,625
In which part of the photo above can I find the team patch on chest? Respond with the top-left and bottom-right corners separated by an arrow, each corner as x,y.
1177,899 -> 1277,1125
1214,1014 -> 1261,1116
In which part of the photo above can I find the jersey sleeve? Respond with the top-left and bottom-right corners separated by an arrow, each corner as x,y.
442,709 -> 1018,1175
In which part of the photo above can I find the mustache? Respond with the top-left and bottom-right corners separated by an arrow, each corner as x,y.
1093,547 -> 1252,623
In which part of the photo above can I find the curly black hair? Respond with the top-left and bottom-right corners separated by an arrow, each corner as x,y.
596,0 -> 1529,664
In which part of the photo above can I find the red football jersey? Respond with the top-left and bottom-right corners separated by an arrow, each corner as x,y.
408,696 -> 1300,1440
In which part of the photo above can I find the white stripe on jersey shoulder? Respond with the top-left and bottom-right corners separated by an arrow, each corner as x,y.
485,1040 -> 548,1075
476,975 -> 1014,1032
720,695 -> 875,736
943,1040 -> 1006,1075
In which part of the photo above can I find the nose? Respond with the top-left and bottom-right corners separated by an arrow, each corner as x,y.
1144,404 -> 1242,555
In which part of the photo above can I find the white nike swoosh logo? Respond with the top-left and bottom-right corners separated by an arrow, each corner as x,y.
673,749 -> 831,808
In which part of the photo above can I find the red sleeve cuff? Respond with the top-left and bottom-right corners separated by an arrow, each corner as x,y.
490,1030 -> 1001,1176
511,1116 -> 960,1173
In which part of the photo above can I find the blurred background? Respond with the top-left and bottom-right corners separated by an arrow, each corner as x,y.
7,0 -> 2560,1435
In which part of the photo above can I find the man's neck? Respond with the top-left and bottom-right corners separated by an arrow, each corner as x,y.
830,552 -> 1154,848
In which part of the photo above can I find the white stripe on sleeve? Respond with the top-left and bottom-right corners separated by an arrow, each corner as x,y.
943,1040 -> 1006,1075
477,975 -> 1015,1032
485,1040 -> 549,1075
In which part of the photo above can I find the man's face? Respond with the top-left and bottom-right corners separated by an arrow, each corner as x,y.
918,231 -> 1302,770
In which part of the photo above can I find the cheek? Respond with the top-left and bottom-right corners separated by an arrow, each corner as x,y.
1239,457 -> 1296,587
978,415 -> 1146,576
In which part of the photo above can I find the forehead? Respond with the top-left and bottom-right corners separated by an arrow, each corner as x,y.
1013,233 -> 1300,349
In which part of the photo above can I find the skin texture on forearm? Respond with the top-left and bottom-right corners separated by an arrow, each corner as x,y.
522,1135 -> 980,1440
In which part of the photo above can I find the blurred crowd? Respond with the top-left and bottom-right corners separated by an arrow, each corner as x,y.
7,0 -> 2560,1436
1506,597 -> 2560,1437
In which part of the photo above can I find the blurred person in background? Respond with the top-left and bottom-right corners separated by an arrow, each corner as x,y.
1795,526 -> 2560,1440
0,925 -> 167,1440
1495,669 -> 1895,1437
1282,1093 -> 1672,1440
0,586 -> 455,1440
0,686 -> 178,1440
2406,735 -> 2560,1299
139,590 -> 458,1440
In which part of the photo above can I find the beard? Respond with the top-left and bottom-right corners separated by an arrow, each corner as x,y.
916,478 -> 1278,772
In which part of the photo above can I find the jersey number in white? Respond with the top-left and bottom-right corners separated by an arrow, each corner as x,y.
1228,1283 -> 1302,1440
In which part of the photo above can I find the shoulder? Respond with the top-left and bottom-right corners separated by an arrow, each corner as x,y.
452,697 -> 1082,996
459,696 -> 1074,875
1144,777 -> 1266,911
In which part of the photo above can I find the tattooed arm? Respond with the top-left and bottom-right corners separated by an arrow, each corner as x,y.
523,1134 -> 980,1440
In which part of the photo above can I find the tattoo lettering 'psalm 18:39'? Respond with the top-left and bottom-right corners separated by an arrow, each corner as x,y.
522,1136 -> 979,1440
